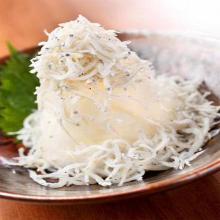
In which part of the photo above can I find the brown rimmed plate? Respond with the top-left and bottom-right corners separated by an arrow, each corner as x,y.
0,32 -> 219,204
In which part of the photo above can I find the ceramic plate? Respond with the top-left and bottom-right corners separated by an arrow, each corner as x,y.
0,32 -> 219,204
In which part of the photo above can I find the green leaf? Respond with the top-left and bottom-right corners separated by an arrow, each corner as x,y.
0,44 -> 39,134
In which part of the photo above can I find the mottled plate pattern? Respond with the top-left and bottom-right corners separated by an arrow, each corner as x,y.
0,32 -> 219,204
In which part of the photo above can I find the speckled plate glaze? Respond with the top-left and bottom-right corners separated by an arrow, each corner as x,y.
0,32 -> 219,204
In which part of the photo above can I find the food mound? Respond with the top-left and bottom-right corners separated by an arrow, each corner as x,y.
14,15 -> 219,188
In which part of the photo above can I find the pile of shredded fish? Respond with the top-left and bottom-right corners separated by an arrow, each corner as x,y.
13,15 -> 220,188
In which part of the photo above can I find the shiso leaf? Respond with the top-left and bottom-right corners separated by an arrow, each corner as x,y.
0,43 -> 39,133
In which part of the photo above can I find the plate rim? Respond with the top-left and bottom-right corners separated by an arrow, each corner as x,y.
0,158 -> 219,204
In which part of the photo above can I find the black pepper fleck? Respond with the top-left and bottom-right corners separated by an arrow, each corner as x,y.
65,53 -> 70,57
